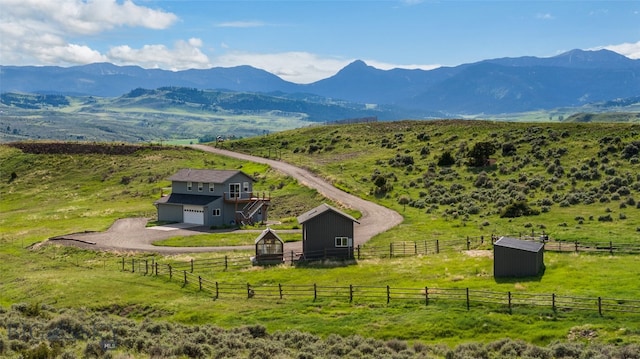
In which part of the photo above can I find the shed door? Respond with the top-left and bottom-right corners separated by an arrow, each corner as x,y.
183,205 -> 204,225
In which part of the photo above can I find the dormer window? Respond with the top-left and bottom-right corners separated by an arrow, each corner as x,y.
209,183 -> 215,192
187,181 -> 192,191
198,182 -> 203,192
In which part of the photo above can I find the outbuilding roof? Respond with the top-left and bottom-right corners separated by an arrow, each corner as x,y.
154,193 -> 221,206
297,203 -> 360,224
254,227 -> 284,244
167,169 -> 253,183
494,237 -> 544,253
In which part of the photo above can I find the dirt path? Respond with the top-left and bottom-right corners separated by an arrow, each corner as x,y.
52,145 -> 403,254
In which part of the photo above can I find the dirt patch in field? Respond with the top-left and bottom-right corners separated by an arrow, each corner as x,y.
464,250 -> 492,258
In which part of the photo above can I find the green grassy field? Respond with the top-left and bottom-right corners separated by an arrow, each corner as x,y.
152,231 -> 301,247
1,120 -> 640,357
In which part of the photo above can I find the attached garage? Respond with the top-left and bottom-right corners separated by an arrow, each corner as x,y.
183,205 -> 205,225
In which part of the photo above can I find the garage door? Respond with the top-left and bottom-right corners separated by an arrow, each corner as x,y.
183,205 -> 205,225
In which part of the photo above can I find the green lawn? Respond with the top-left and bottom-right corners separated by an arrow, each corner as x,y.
153,231 -> 301,247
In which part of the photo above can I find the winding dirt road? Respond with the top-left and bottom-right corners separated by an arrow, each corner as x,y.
52,145 -> 403,254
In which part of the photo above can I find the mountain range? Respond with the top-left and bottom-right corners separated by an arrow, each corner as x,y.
1,49 -> 640,116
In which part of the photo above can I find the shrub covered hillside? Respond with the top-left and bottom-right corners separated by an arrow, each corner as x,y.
2,305 -> 639,359
228,120 -> 640,243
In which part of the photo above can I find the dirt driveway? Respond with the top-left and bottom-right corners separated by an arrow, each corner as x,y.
52,145 -> 403,254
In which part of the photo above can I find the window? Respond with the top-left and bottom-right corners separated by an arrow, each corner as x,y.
212,208 -> 221,216
209,183 -> 215,192
187,181 -> 192,191
198,182 -> 203,192
229,183 -> 240,198
243,181 -> 250,193
335,237 -> 349,247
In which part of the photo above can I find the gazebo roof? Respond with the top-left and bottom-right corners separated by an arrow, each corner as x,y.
254,227 -> 284,244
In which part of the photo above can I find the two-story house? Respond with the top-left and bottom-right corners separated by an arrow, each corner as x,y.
154,169 -> 269,227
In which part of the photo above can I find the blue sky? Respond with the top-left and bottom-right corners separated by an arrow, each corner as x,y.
1,0 -> 639,83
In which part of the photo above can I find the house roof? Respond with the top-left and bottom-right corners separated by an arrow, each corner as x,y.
494,237 -> 544,253
297,203 -> 360,224
254,227 -> 284,244
167,169 -> 253,183
154,193 -> 221,206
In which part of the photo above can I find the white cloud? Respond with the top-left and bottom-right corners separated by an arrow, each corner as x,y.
107,38 -> 211,70
210,51 -> 442,83
211,51 -> 351,83
365,60 -> 441,72
536,13 -> 554,20
0,0 -> 178,66
591,41 -> 640,59
1,0 -> 177,35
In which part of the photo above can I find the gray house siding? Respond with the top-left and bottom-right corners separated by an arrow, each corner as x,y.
156,169 -> 266,227
299,204 -> 357,260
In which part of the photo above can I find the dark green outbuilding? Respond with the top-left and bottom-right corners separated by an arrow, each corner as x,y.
494,236 -> 545,278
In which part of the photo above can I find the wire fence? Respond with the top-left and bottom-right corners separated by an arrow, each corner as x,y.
118,234 -> 640,316
121,235 -> 640,277
122,263 -> 640,316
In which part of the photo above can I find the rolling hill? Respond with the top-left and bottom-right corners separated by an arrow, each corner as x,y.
2,49 -> 639,116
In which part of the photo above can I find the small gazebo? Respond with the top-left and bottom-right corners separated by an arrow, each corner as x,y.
252,228 -> 284,265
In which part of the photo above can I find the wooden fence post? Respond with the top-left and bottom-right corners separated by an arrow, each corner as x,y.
466,288 -> 470,310
145,260 -> 148,275
425,287 -> 429,306
199,276 -> 202,291
224,256 -> 228,271
279,283 -> 283,299
552,293 -> 556,312
466,236 -> 470,250
313,284 -> 317,301
357,245 -> 361,260
389,243 -> 393,258
168,264 -> 172,280
349,284 -> 354,303
131,258 -> 135,273
190,259 -> 194,273
575,241 -> 578,253
508,291 -> 512,314
183,270 -> 187,286
598,297 -> 602,316
436,240 -> 440,254
414,242 -> 418,255
387,285 -> 391,304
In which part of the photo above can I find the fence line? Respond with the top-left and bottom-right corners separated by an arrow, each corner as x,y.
119,235 -> 640,277
122,262 -> 640,316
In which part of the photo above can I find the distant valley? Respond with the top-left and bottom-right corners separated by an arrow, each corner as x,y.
1,49 -> 639,142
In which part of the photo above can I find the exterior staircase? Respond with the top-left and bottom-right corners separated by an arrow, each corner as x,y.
235,199 -> 268,225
